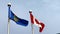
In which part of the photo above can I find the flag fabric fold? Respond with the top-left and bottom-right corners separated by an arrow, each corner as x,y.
8,6 -> 28,26
29,11 -> 45,32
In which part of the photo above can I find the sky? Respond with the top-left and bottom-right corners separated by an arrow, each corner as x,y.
0,0 -> 60,34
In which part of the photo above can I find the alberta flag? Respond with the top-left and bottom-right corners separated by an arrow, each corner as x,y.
8,4 -> 28,26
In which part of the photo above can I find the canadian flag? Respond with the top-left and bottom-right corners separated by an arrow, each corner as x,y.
29,11 -> 45,32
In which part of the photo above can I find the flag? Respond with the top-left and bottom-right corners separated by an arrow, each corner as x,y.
29,11 -> 45,32
8,5 -> 28,26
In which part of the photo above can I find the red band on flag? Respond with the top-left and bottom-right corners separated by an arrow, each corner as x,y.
39,23 -> 45,32
30,13 -> 34,24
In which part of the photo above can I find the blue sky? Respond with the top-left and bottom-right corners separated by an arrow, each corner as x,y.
0,0 -> 60,34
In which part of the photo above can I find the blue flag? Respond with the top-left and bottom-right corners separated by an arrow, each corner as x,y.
8,5 -> 28,26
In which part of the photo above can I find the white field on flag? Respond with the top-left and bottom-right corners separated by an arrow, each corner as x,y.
33,17 -> 42,28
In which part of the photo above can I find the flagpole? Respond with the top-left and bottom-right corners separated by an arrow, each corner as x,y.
8,18 -> 10,34
31,23 -> 34,34
29,10 -> 34,34
8,3 -> 11,34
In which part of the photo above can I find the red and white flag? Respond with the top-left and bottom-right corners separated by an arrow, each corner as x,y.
29,11 -> 45,32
